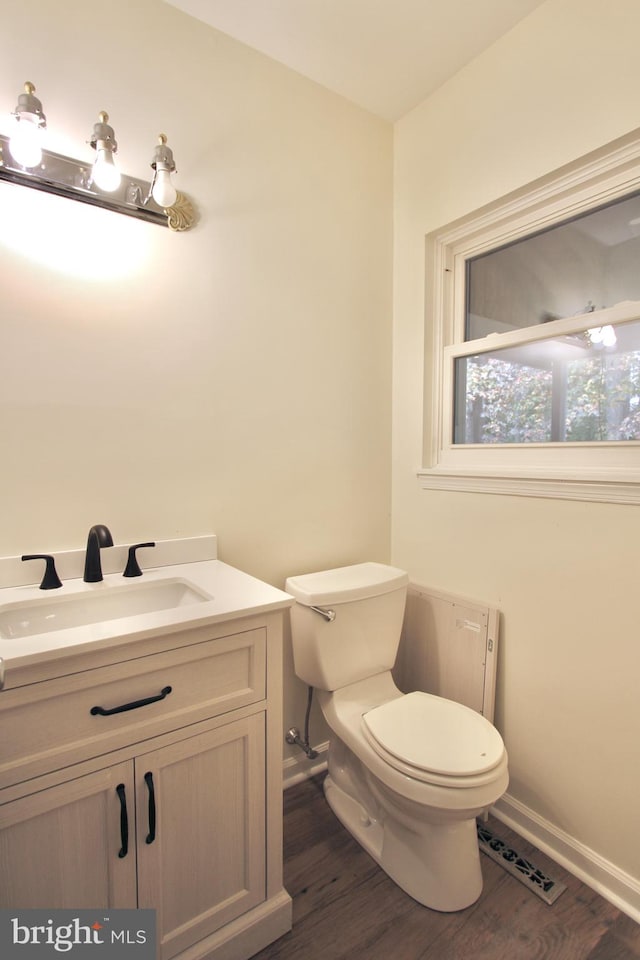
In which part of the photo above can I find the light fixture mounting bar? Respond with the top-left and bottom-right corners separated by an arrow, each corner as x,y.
0,133 -> 168,227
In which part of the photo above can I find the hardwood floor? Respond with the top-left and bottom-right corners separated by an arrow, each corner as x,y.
253,774 -> 640,960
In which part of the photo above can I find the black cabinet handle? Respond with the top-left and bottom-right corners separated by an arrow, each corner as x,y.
90,686 -> 172,717
116,783 -> 128,858
144,771 -> 156,844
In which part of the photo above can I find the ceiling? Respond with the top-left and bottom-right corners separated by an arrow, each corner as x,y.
164,0 -> 548,121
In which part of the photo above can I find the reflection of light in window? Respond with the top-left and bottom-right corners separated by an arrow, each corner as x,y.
0,181 -> 149,280
587,325 -> 617,347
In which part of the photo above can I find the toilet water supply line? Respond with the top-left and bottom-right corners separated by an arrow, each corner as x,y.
286,686 -> 318,760
286,602 -> 335,760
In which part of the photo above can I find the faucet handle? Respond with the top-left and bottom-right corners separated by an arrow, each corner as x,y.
123,542 -> 156,578
22,554 -> 63,590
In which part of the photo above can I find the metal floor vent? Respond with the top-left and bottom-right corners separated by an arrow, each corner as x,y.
477,823 -> 567,905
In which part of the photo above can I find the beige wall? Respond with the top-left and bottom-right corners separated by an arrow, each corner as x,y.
393,0 -> 640,896
0,0 -> 393,759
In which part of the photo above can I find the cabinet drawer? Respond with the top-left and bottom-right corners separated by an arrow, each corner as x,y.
0,627 -> 266,789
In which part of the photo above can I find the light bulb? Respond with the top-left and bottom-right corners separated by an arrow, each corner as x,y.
149,134 -> 177,208
89,112 -> 120,192
9,82 -> 46,169
152,168 -> 177,208
9,118 -> 43,168
92,143 -> 121,192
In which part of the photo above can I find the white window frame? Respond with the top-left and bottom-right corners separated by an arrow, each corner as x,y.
418,129 -> 640,504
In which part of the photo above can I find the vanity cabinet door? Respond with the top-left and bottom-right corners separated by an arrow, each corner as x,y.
136,712 -> 266,960
0,761 -> 137,909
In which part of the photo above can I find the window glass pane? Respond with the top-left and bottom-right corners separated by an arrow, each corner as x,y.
454,319 -> 640,444
466,191 -> 640,341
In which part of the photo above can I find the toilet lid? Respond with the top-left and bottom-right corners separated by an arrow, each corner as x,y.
362,691 -> 504,777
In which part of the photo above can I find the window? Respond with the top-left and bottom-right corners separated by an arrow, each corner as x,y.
419,129 -> 640,504
455,321 -> 640,445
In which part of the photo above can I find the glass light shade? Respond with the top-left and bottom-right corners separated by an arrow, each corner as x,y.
92,143 -> 121,192
151,168 -> 177,208
9,118 -> 43,168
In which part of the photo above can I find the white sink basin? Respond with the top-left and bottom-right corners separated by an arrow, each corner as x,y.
0,578 -> 213,639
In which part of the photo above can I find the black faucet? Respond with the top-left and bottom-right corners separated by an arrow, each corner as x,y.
83,524 -> 114,582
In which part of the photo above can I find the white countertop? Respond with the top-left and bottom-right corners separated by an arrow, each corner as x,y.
0,559 -> 293,685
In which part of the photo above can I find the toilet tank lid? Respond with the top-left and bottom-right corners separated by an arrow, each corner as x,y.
285,562 -> 408,606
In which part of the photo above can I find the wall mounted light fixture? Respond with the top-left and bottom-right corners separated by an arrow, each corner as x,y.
0,82 -> 196,231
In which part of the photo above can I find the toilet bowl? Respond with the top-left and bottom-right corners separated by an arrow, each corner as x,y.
285,562 -> 509,912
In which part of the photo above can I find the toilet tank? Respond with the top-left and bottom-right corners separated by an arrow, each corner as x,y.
285,562 -> 409,691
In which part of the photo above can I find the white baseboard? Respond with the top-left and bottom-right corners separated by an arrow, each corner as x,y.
283,741 -> 328,790
492,793 -> 640,924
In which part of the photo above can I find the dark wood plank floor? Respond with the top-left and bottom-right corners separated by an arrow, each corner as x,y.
254,774 -> 640,960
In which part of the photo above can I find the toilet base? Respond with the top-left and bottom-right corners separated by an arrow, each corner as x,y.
324,773 -> 385,862
324,761 -> 484,912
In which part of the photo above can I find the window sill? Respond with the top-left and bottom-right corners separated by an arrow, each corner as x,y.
417,468 -> 640,504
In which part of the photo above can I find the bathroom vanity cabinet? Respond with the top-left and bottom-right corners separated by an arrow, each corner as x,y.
0,610 -> 292,960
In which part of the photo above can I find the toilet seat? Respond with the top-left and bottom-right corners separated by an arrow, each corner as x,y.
362,691 -> 505,787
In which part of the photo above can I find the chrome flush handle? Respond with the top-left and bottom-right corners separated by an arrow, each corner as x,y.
309,605 -> 336,622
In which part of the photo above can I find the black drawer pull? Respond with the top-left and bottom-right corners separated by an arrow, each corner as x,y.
116,783 -> 128,858
90,685 -> 172,717
144,771 -> 156,844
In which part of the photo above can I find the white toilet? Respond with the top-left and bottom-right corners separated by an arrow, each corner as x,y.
285,561 -> 509,912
